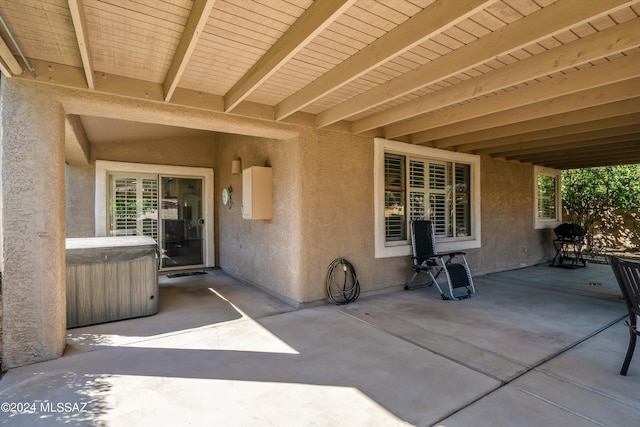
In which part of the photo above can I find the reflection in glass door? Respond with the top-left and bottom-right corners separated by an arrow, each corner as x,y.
160,176 -> 204,269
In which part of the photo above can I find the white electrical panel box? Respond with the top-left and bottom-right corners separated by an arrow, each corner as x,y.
242,166 -> 272,220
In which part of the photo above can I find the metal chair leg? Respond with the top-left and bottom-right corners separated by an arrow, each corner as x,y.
405,271 -> 419,290
620,327 -> 637,376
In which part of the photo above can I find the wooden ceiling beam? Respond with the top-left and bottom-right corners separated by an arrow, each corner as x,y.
511,147 -> 640,169
524,146 -> 640,169
541,158 -> 640,170
0,59 -> 12,77
68,0 -> 94,89
491,129 -> 640,159
12,58 -> 90,90
506,137 -> 640,160
163,0 -> 216,102
475,120 -> 640,155
351,16 -> 640,133
224,0 -> 356,112
65,114 -> 91,165
430,98 -> 640,149
0,29 -> 23,77
275,0 -> 496,121
386,54 -> 640,139
500,135 -> 640,160
407,75 -> 640,144
544,152 -> 640,169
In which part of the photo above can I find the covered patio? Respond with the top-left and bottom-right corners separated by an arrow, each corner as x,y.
1,0 -> 640,371
0,263 -> 637,426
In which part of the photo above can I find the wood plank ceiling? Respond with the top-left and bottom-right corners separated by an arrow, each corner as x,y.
0,0 -> 639,169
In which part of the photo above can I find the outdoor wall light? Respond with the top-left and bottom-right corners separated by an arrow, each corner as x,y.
231,159 -> 242,175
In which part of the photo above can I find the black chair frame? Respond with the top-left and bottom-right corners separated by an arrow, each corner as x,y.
609,256 -> 640,376
406,220 -> 475,301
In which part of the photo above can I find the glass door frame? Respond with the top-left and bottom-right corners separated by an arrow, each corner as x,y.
95,161 -> 215,270
158,174 -> 205,271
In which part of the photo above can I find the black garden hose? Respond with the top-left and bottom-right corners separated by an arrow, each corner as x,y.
326,258 -> 360,305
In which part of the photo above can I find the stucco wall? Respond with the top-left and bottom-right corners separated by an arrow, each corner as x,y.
294,130 -> 407,303
215,133 -> 303,305
289,134 -> 556,304
91,134 -> 216,168
65,162 -> 95,237
476,156 -> 555,273
1,79 -> 67,369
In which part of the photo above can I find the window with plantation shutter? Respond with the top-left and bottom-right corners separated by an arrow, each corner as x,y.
112,177 -> 137,234
376,138 -> 480,258
534,166 -> 561,229
383,154 -> 470,241
110,175 -> 158,239
537,175 -> 556,219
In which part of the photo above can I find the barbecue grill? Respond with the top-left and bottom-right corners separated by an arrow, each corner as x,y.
550,223 -> 587,268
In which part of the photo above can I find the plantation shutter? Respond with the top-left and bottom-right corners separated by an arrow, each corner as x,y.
383,151 -> 473,244
111,177 -> 138,236
140,177 -> 159,238
537,174 -> 557,220
455,164 -> 471,237
428,162 -> 448,236
110,175 -> 158,239
384,153 -> 406,241
409,159 -> 426,221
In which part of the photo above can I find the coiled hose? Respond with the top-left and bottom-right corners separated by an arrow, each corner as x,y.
326,258 -> 360,305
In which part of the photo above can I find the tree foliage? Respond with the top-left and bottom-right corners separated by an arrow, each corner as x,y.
562,164 -> 640,248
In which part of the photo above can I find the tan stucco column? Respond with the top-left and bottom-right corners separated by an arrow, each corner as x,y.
1,79 -> 66,369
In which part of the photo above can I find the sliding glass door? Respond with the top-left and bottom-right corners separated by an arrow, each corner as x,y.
160,176 -> 204,268
109,174 -> 204,270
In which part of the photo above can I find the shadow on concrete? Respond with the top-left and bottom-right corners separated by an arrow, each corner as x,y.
1,264 -> 638,426
65,270 -> 295,354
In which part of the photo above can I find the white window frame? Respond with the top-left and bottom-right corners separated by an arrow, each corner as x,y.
534,165 -> 562,229
95,160 -> 215,267
374,138 -> 481,258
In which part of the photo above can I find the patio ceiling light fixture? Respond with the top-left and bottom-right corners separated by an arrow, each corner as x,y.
0,15 -> 35,78
231,159 -> 242,175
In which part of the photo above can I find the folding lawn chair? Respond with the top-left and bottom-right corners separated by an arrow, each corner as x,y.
609,256 -> 640,376
405,220 -> 475,300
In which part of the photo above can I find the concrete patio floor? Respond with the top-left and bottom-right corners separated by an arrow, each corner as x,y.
0,263 -> 638,426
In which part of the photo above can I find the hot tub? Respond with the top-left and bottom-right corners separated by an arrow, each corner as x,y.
66,236 -> 159,328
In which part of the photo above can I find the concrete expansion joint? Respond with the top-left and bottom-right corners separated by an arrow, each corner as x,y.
431,313 -> 629,426
511,384 -> 607,427
534,367 -> 640,411
336,306 -> 521,381
336,304 -> 629,426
